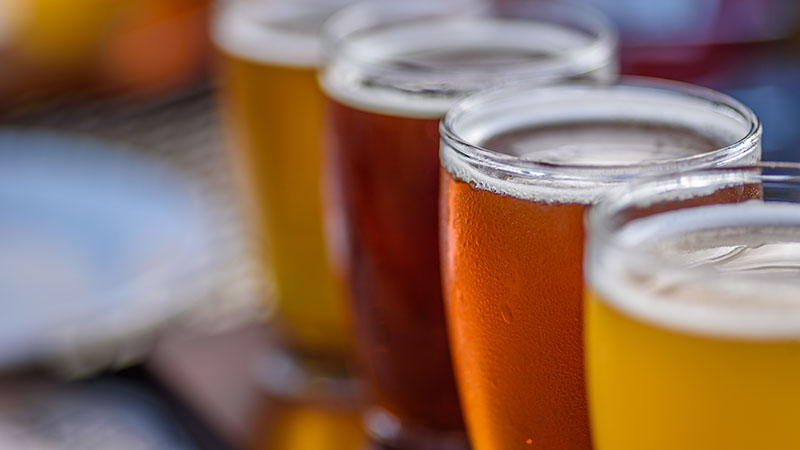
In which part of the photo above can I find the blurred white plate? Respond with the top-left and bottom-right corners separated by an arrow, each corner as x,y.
0,130 -> 218,372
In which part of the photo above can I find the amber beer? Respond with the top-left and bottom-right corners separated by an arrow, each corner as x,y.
439,80 -> 761,450
586,166 -> 800,450
320,1 -> 617,447
213,0 -> 353,361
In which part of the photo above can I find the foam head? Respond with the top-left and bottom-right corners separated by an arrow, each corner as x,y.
320,0 -> 617,118
213,0 -> 355,67
440,80 -> 762,204
593,201 -> 800,339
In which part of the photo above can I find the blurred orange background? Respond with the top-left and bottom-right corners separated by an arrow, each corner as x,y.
0,0 -> 211,103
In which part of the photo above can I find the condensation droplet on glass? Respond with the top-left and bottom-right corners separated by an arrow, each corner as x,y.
455,288 -> 465,306
501,304 -> 513,324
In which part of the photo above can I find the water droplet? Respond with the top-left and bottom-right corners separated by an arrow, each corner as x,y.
501,304 -> 513,324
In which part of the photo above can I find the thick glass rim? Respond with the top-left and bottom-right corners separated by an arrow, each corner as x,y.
589,162 -> 800,255
320,0 -> 618,88
586,162 -> 800,338
440,76 -> 762,183
212,0 -> 357,67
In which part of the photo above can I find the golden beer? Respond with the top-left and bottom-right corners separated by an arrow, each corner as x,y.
213,0 -> 351,358
586,167 -> 800,450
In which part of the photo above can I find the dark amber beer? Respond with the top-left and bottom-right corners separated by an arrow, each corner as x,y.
586,165 -> 800,450
320,1 -> 617,447
440,80 -> 761,450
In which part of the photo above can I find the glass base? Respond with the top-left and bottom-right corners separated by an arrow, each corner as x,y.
364,407 -> 470,450
253,341 -> 361,407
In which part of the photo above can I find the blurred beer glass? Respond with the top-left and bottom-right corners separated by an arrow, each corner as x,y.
585,164 -> 800,450
439,79 -> 761,450
213,0 -> 356,386
250,396 -> 364,450
320,1 -> 616,448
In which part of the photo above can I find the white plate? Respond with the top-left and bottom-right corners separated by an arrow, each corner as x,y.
0,130 -> 218,371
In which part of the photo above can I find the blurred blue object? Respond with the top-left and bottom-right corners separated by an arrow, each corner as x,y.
586,0 -> 799,44
0,130 -> 217,370
720,45 -> 800,161
726,84 -> 800,161
580,0 -> 800,161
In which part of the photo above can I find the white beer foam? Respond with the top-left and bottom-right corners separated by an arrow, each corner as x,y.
321,70 -> 455,118
212,1 -> 326,67
592,201 -> 800,340
321,18 -> 604,118
442,145 -> 605,204
442,138 -> 755,205
441,85 -> 758,204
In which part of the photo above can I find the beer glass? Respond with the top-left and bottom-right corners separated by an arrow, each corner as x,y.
586,164 -> 800,450
320,1 -> 617,447
213,0 -> 355,377
439,79 -> 762,450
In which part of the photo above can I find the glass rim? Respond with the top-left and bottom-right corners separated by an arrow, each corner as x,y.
212,0 -> 357,67
220,0 -> 357,30
320,0 -> 618,82
440,76 -> 762,182
588,162 -> 800,253
585,162 -> 800,338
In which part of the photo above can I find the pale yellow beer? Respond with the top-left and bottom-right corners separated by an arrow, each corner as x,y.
213,0 -> 351,358
587,290 -> 800,450
586,168 -> 800,450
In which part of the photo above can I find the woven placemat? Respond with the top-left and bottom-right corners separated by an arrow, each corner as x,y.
1,87 -> 270,374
